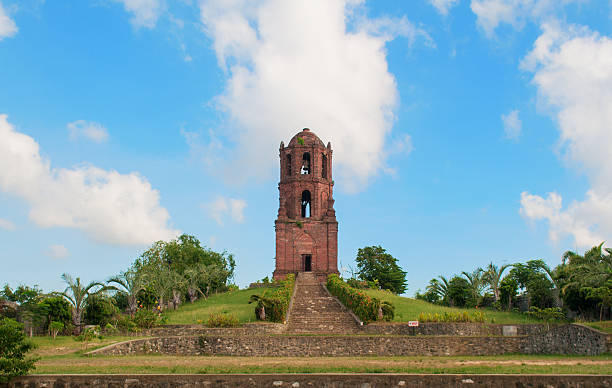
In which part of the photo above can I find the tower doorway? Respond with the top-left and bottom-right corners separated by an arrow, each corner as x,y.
303,255 -> 312,272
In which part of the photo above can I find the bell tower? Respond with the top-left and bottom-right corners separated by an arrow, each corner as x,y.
273,128 -> 338,281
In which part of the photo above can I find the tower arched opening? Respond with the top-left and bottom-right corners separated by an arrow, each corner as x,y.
301,190 -> 311,218
301,152 -> 310,175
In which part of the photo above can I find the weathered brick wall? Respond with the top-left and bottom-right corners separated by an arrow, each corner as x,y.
4,374 -> 611,388
521,324 -> 608,355
365,322 -> 550,336
274,128 -> 338,280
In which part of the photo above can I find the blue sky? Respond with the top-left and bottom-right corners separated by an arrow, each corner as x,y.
1,0 -> 611,295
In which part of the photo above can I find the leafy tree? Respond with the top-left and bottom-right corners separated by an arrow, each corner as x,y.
39,296 -> 72,334
107,269 -> 145,316
483,263 -> 511,302
48,321 -> 64,340
355,246 -> 407,294
60,273 -> 108,332
508,262 -> 554,309
447,276 -> 475,307
134,234 -> 236,296
0,318 -> 37,382
499,275 -> 518,310
84,294 -> 119,326
1,285 -> 46,337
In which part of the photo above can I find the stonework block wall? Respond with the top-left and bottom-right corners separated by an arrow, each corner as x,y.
5,374 -> 612,388
364,322 -> 551,337
521,324 -> 608,355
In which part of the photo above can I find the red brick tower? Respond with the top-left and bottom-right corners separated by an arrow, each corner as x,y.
273,128 -> 338,281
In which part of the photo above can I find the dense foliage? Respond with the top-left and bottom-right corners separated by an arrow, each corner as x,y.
206,313 -> 239,328
249,274 -> 295,323
415,242 -> 611,321
326,274 -> 394,323
355,246 -> 407,294
0,318 -> 37,382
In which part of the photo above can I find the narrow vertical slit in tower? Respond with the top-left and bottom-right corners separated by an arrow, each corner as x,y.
286,154 -> 292,176
301,152 -> 310,175
301,190 -> 311,218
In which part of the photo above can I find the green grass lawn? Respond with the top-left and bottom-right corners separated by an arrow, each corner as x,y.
583,321 -> 612,334
363,290 -> 542,324
163,288 -> 266,324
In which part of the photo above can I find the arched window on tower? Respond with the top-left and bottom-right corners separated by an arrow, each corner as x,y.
321,154 -> 327,179
286,154 -> 292,176
301,153 -> 310,175
301,190 -> 311,218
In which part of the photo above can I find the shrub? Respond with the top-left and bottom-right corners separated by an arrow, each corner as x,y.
417,311 -> 486,323
206,313 -> 239,328
133,308 -> 162,329
116,314 -> 139,333
250,274 -> 295,323
49,321 -> 64,339
326,274 -> 394,323
0,318 -> 38,383
84,294 -> 119,327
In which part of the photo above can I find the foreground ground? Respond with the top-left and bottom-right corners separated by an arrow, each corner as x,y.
30,336 -> 612,375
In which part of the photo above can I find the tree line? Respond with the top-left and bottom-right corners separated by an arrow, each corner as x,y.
415,243 -> 611,321
0,234 -> 236,335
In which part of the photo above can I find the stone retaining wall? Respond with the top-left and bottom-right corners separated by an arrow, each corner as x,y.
522,324 -> 608,356
89,335 -> 523,357
3,374 -> 611,388
365,322 -> 550,336
87,324 -> 608,357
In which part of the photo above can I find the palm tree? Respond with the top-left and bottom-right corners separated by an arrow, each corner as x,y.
483,263 -> 511,302
426,276 -> 450,305
461,268 -> 486,303
60,273 -> 108,332
107,270 -> 145,316
563,243 -> 612,320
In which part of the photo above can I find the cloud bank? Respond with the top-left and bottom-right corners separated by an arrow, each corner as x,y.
0,2 -> 17,40
114,0 -> 165,29
429,0 -> 460,15
501,109 -> 522,140
0,114 -> 179,246
204,196 -> 247,226
519,23 -> 612,248
199,0 -> 429,192
67,120 -> 109,143
470,0 -> 580,37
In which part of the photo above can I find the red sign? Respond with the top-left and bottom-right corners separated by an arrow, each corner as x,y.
408,321 -> 419,327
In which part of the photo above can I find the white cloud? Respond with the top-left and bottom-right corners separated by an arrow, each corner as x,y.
0,217 -> 15,230
114,0 -> 165,29
470,0 -> 580,37
0,114 -> 179,246
67,120 -> 109,143
429,0 -> 460,15
47,244 -> 69,259
519,23 -> 612,248
0,2 -> 17,40
204,196 -> 246,226
198,0 -> 428,192
501,109 -> 522,140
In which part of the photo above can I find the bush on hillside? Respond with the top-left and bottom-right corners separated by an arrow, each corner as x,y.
326,274 -> 394,323
249,274 -> 295,323
206,313 -> 239,328
417,311 -> 486,323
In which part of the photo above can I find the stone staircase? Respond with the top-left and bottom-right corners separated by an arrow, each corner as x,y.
286,272 -> 361,334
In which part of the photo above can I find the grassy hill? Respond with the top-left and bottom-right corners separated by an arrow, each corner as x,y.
363,289 -> 542,324
164,288 -> 266,324
165,286 -> 544,325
